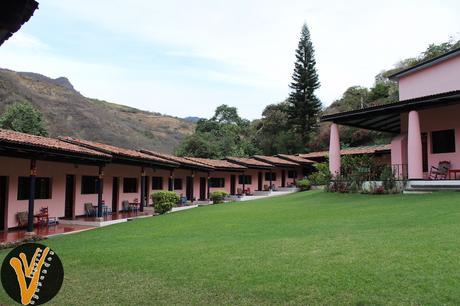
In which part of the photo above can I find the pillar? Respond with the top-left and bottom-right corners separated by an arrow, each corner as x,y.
97,166 -> 104,218
329,123 -> 341,178
269,171 -> 273,191
191,171 -> 195,203
407,110 -> 423,179
207,173 -> 211,200
242,171 -> 246,195
140,167 -> 146,212
27,160 -> 37,234
168,169 -> 174,191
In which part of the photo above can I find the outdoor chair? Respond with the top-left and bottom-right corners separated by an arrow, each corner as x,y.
16,211 -> 29,228
429,161 -> 451,180
36,207 -> 58,226
237,188 -> 243,195
245,187 -> 253,196
84,203 -> 96,217
122,200 -> 130,212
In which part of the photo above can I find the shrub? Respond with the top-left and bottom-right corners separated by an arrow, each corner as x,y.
151,191 -> 179,214
296,179 -> 311,191
210,191 -> 228,204
307,162 -> 331,186
380,165 -> 396,192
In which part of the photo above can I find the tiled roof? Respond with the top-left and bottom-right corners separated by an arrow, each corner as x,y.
184,157 -> 246,170
252,155 -> 300,167
140,150 -> 214,170
0,129 -> 111,159
299,144 -> 391,159
276,154 -> 316,164
226,157 -> 274,168
60,137 -> 178,166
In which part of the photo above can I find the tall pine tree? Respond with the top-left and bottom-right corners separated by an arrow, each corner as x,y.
287,23 -> 321,146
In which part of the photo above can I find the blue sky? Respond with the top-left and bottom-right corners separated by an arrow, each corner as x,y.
0,0 -> 459,119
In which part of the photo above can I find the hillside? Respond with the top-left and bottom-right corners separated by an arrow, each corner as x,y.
0,68 -> 195,153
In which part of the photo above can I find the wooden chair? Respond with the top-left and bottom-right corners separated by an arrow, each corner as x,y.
37,207 -> 58,226
237,188 -> 243,195
17,211 -> 29,228
429,161 -> 451,180
84,203 -> 96,217
122,200 -> 130,212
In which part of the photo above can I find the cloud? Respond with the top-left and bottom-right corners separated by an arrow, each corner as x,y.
4,32 -> 49,50
1,0 -> 459,119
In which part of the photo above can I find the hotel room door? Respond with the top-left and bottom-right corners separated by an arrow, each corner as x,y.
230,175 -> 236,195
0,177 -> 7,231
199,177 -> 206,200
64,175 -> 75,219
186,176 -> 194,201
112,177 -> 119,213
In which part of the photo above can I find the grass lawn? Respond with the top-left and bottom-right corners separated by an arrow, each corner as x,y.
1,191 -> 460,305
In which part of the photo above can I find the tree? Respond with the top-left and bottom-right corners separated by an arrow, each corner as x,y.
0,102 -> 48,136
176,104 -> 260,158
251,102 -> 303,155
287,23 -> 322,146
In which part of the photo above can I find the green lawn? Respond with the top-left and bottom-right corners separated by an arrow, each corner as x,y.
2,191 -> 460,305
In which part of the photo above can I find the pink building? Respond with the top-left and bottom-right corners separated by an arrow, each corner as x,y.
0,131 -> 315,234
322,47 -> 460,186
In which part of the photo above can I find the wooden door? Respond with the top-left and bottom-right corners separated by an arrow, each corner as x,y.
199,177 -> 206,200
230,175 -> 236,195
64,175 -> 75,219
0,177 -> 7,231
112,177 -> 119,213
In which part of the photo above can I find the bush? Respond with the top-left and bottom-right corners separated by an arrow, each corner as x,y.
151,191 -> 179,214
296,179 -> 311,191
210,191 -> 228,204
380,165 -> 396,192
307,162 -> 331,186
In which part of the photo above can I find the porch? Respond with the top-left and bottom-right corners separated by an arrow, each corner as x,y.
322,91 -> 460,189
0,223 -> 94,243
59,211 -> 153,227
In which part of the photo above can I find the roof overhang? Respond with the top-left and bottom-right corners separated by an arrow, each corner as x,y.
0,141 -> 110,165
0,0 -> 39,46
321,90 -> 460,133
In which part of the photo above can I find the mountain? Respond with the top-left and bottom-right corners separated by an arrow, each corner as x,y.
182,116 -> 202,123
0,68 -> 195,153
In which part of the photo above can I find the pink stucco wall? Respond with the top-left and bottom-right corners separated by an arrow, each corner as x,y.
399,55 -> 460,101
392,103 -> 460,175
0,155 -> 305,229
0,156 -> 101,229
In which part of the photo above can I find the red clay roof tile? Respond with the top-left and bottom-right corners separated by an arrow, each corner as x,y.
276,154 -> 315,164
226,157 -> 274,168
0,129 -> 111,158
184,157 -> 246,170
299,144 -> 391,159
60,137 -> 178,166
252,155 -> 300,167
141,150 -> 214,170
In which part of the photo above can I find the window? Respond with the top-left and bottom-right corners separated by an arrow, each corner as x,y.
123,178 -> 138,193
81,176 -> 99,194
209,178 -> 225,188
174,178 -> 183,190
432,129 -> 455,154
18,177 -> 52,200
238,175 -> 252,185
265,172 -> 276,181
288,170 -> 296,179
152,176 -> 163,190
